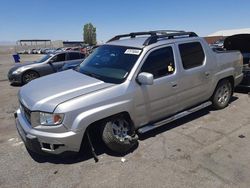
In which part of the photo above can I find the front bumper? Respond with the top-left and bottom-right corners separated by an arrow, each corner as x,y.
8,72 -> 22,84
14,109 -> 84,155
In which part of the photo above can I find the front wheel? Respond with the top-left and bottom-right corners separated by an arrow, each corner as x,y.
212,80 -> 232,109
102,117 -> 138,154
22,71 -> 39,84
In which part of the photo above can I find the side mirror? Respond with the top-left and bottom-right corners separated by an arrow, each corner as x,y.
137,72 -> 154,85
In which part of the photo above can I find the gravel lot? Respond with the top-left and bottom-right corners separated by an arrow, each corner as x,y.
0,54 -> 249,188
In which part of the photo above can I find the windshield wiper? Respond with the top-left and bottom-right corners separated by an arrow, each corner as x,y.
81,70 -> 101,79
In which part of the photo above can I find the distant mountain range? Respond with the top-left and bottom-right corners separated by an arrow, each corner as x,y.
0,41 -> 16,46
0,40 -> 64,47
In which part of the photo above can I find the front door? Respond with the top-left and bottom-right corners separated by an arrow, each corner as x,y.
50,53 -> 66,72
38,53 -> 66,76
134,45 -> 179,124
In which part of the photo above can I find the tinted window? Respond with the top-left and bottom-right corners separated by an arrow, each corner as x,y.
79,53 -> 85,59
51,53 -> 66,62
141,47 -> 175,79
36,54 -> 52,63
68,52 -> 80,60
179,42 -> 205,69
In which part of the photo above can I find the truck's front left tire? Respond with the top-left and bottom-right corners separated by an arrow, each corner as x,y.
102,116 -> 137,154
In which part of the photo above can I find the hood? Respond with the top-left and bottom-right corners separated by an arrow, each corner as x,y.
19,70 -> 114,112
224,34 -> 250,53
9,61 -> 39,72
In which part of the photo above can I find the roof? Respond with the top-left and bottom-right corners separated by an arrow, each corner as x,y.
106,31 -> 198,48
107,37 -> 149,48
208,28 -> 250,37
107,36 -> 200,49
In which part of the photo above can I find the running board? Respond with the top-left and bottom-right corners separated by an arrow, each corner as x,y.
137,101 -> 212,134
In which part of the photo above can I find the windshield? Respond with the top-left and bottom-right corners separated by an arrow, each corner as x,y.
78,45 -> 142,84
36,54 -> 53,63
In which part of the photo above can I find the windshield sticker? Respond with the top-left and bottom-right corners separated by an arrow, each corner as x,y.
124,49 -> 141,55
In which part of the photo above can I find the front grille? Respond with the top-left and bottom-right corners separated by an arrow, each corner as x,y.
20,103 -> 31,124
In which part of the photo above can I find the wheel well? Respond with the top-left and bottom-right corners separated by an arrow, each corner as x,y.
79,112 -> 135,151
212,76 -> 234,98
87,111 -> 135,132
23,70 -> 40,77
226,76 -> 234,88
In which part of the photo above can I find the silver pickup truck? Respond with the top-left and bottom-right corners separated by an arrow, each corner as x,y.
14,30 -> 243,156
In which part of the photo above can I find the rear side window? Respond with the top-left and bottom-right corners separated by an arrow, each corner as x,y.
179,42 -> 205,69
141,47 -> 175,79
68,52 -> 80,60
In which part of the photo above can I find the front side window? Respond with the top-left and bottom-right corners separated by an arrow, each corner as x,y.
78,45 -> 142,84
51,53 -> 66,62
36,54 -> 53,63
141,47 -> 175,79
179,42 -> 205,69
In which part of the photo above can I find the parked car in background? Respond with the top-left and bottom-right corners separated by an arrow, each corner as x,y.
8,51 -> 85,85
64,47 -> 72,51
224,34 -> 250,88
60,52 -> 85,71
27,49 -> 35,54
44,48 -> 56,54
55,48 -> 63,53
33,48 -> 40,54
71,46 -> 83,52
36,49 -> 42,54
210,39 -> 224,48
14,30 -> 243,156
17,50 -> 27,54
40,48 -> 49,54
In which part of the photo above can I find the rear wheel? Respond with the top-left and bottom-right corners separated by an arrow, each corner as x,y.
212,79 -> 232,109
22,71 -> 39,84
102,116 -> 137,154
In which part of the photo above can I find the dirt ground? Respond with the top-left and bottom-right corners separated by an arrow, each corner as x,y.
0,54 -> 250,188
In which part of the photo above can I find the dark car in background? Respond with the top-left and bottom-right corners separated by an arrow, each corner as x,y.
211,39 -> 224,48
8,51 -> 85,85
224,34 -> 250,88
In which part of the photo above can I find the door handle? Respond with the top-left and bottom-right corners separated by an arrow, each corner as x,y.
171,82 -> 177,88
205,71 -> 210,77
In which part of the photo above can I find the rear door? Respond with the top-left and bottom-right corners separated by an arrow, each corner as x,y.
175,41 -> 213,111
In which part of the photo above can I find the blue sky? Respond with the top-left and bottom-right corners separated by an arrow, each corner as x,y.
0,0 -> 249,43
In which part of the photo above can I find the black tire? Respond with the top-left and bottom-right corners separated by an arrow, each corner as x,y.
212,79 -> 232,110
102,117 -> 137,154
22,71 -> 39,84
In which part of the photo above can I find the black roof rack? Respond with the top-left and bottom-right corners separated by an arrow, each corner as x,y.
107,30 -> 198,46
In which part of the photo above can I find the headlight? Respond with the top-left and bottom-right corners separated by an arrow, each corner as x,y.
13,67 -> 26,74
40,112 -> 64,126
13,69 -> 22,74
